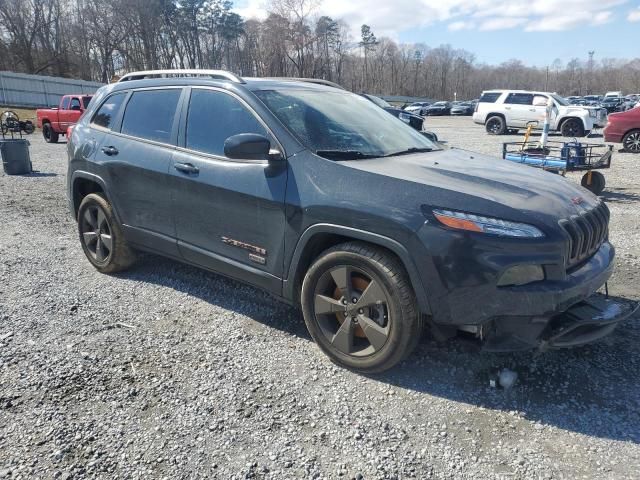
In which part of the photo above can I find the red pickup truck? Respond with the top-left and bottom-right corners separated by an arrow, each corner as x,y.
36,94 -> 93,143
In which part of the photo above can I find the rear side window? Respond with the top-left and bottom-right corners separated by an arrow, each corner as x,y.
505,93 -> 534,105
185,89 -> 268,157
91,92 -> 126,130
121,89 -> 182,144
479,92 -> 501,103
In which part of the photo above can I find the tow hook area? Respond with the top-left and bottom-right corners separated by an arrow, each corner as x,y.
540,294 -> 639,350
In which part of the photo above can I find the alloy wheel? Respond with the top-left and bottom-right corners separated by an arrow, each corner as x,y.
624,132 -> 640,152
80,205 -> 113,263
312,266 -> 391,357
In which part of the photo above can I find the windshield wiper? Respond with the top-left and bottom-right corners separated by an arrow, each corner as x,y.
384,147 -> 433,157
315,150 -> 381,160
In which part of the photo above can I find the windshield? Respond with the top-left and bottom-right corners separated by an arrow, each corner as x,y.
551,94 -> 569,106
255,89 -> 436,158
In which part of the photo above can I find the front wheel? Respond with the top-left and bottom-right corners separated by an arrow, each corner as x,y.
560,118 -> 585,137
301,242 -> 423,373
42,123 -> 59,143
622,130 -> 640,153
77,193 -> 136,273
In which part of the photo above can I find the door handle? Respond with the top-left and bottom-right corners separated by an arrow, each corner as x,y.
101,146 -> 119,156
174,162 -> 199,174
505,106 -> 511,110
529,108 -> 536,112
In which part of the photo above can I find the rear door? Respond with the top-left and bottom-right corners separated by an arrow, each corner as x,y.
92,87 -> 184,256
503,93 -> 534,128
168,87 -> 287,291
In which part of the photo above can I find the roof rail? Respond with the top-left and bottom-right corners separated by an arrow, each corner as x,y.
265,77 -> 345,90
118,69 -> 245,84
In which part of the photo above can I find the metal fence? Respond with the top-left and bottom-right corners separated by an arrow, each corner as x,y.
0,71 -> 104,109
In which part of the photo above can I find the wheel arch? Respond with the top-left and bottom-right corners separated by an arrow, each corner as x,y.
485,112 -> 506,124
558,116 -> 586,131
284,224 -> 432,314
71,172 -> 114,220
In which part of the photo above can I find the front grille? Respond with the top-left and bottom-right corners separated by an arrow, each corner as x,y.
559,202 -> 609,268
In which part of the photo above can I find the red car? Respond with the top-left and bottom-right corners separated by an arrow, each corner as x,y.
36,94 -> 93,143
604,105 -> 640,153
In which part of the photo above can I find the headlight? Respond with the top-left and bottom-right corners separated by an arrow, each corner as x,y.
398,112 -> 411,124
432,209 -> 544,238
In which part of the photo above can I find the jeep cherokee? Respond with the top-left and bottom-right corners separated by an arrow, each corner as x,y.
67,70 -> 635,373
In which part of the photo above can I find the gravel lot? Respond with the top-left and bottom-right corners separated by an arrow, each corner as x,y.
1,117 -> 639,479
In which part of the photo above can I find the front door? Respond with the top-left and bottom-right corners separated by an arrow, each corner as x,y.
503,92 -> 534,128
169,87 -> 287,292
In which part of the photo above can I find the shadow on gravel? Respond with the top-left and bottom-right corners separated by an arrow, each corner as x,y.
115,253 -> 310,339
601,188 -> 640,204
382,296 -> 640,444
24,171 -> 58,177
117,255 -> 640,444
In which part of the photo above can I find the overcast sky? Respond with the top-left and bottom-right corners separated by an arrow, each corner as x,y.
234,0 -> 640,66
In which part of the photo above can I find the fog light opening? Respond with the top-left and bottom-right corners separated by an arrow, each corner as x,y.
497,265 -> 545,287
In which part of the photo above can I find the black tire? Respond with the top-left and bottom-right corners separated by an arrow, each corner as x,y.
43,123 -> 59,143
560,118 -> 585,137
23,121 -> 35,134
301,242 -> 423,373
77,193 -> 136,273
486,116 -> 506,135
581,171 -> 605,195
622,130 -> 640,154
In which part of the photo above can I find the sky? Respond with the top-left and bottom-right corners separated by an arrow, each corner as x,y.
233,0 -> 640,66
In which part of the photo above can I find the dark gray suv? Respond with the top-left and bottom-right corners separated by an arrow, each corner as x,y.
67,70 -> 635,373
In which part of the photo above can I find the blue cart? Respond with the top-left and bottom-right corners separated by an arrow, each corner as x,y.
502,140 -> 613,195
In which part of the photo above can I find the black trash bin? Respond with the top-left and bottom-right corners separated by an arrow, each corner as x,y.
1,139 -> 32,175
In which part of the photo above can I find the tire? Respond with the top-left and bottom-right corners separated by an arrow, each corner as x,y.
301,242 -> 423,373
23,121 -> 35,134
560,118 -> 585,138
485,116 -> 506,135
622,130 -> 640,154
43,123 -> 59,143
581,171 -> 605,195
77,193 -> 136,273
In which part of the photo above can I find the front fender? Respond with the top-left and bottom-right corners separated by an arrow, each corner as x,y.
283,223 -> 432,314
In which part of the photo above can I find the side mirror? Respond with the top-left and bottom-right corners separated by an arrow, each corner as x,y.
224,133 -> 282,161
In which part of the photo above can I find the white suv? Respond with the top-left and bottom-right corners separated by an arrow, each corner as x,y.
472,90 -> 607,137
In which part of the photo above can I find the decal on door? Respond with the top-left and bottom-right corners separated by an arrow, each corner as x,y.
221,236 -> 267,264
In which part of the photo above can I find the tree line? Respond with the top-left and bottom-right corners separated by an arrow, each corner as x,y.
1,0 -> 639,100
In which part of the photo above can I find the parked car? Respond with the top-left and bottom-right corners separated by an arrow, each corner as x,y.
67,69 -> 633,372
450,102 -> 474,116
473,89 -> 607,136
604,91 -> 623,99
601,96 -> 624,113
404,102 -> 431,115
583,95 -> 603,106
604,103 -> 640,153
566,96 -> 583,104
424,101 -> 451,116
359,94 -> 424,131
36,94 -> 93,143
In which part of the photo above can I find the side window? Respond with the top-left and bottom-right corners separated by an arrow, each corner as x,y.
121,89 -> 182,144
70,97 -> 81,110
186,89 -> 268,157
505,93 -> 534,105
479,92 -> 501,103
91,92 -> 126,130
61,97 -> 70,110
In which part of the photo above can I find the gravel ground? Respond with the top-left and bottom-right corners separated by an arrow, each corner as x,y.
1,118 -> 639,479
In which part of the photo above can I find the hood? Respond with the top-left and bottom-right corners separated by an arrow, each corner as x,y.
343,147 -> 600,225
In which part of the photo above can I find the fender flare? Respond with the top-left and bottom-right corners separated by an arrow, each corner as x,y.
283,223 -> 432,314
69,171 -> 123,224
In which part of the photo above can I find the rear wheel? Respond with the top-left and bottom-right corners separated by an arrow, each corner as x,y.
301,242 -> 422,373
560,118 -> 585,137
486,116 -> 506,135
77,193 -> 136,273
581,171 -> 606,195
622,130 -> 640,153
43,123 -> 59,143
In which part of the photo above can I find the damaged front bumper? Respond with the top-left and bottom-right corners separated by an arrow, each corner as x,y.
482,293 -> 638,352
